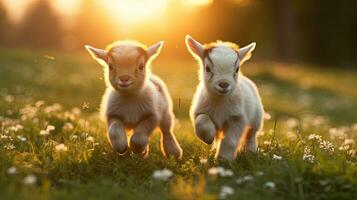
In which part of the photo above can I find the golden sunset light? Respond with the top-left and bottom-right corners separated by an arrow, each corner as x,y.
2,0 -> 214,25
103,0 -> 167,25
1,0 -> 357,199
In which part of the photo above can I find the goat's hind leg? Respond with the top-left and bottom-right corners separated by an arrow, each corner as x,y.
244,126 -> 259,153
159,112 -> 183,159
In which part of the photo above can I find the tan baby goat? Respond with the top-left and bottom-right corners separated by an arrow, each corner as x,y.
85,41 -> 182,159
185,35 -> 264,159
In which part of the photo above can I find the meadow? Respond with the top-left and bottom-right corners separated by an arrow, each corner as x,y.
0,49 -> 356,200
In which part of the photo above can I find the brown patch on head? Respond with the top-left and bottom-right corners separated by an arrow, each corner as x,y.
204,41 -> 239,51
202,41 -> 240,66
106,44 -> 147,68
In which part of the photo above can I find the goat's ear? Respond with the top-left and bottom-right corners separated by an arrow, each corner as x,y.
85,45 -> 107,64
185,35 -> 205,59
147,41 -> 164,59
238,42 -> 256,64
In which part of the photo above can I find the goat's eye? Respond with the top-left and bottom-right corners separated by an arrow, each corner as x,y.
235,67 -> 239,73
205,66 -> 211,73
138,63 -> 145,70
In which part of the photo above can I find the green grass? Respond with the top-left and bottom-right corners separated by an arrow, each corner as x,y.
0,49 -> 356,200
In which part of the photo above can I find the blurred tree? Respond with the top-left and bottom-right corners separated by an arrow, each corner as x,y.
268,0 -> 296,62
0,1 -> 10,45
18,0 -> 63,49
72,0 -> 118,49
295,0 -> 357,67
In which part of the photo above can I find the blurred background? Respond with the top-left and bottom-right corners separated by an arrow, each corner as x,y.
1,0 -> 356,67
1,0 -> 357,124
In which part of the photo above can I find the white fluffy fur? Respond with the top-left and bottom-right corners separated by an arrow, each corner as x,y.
186,35 -> 264,159
85,41 -> 182,159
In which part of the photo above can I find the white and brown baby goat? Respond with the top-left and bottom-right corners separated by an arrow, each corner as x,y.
85,41 -> 182,159
185,35 -> 264,159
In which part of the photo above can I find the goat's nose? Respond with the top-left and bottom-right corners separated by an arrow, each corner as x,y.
119,75 -> 130,82
218,81 -> 229,89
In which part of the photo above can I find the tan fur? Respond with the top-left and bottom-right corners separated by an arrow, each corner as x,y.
86,41 -> 182,159
186,35 -> 264,159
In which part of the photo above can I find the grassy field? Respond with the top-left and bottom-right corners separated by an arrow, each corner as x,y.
0,49 -> 356,200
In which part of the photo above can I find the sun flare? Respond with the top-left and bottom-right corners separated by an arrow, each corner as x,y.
103,0 -> 167,25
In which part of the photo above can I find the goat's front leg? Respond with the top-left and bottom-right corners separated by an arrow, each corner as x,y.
216,118 -> 247,159
107,118 -> 128,154
130,115 -> 157,156
194,114 -> 217,144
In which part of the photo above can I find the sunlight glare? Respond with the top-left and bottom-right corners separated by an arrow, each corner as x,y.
103,0 -> 167,25
186,0 -> 213,6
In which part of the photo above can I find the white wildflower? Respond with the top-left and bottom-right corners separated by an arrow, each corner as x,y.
329,128 -> 346,140
339,145 -> 350,151
4,143 -> 15,150
152,168 -> 173,181
63,122 -> 74,131
208,167 -> 224,175
39,130 -> 49,136
303,154 -> 315,163
1,135 -> 10,140
343,139 -> 355,146
200,158 -> 208,164
264,181 -> 276,189
286,118 -> 299,129
263,141 -> 271,145
308,134 -> 322,142
272,154 -> 282,160
39,125 -> 55,136
219,185 -> 234,199
44,103 -> 62,113
303,147 -> 315,163
7,166 -> 17,174
86,136 -> 94,142
4,95 -> 14,103
236,175 -> 253,184
71,107 -> 81,115
55,144 -> 68,152
348,149 -> 356,157
35,100 -> 45,108
70,134 -> 78,140
17,135 -> 27,142
9,124 -> 23,132
208,167 -> 233,177
23,174 -> 37,185
47,125 -> 55,131
319,140 -> 334,152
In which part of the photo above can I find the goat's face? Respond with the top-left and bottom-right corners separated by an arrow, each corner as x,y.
203,47 -> 239,95
106,46 -> 147,91
186,35 -> 256,96
86,41 -> 164,93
